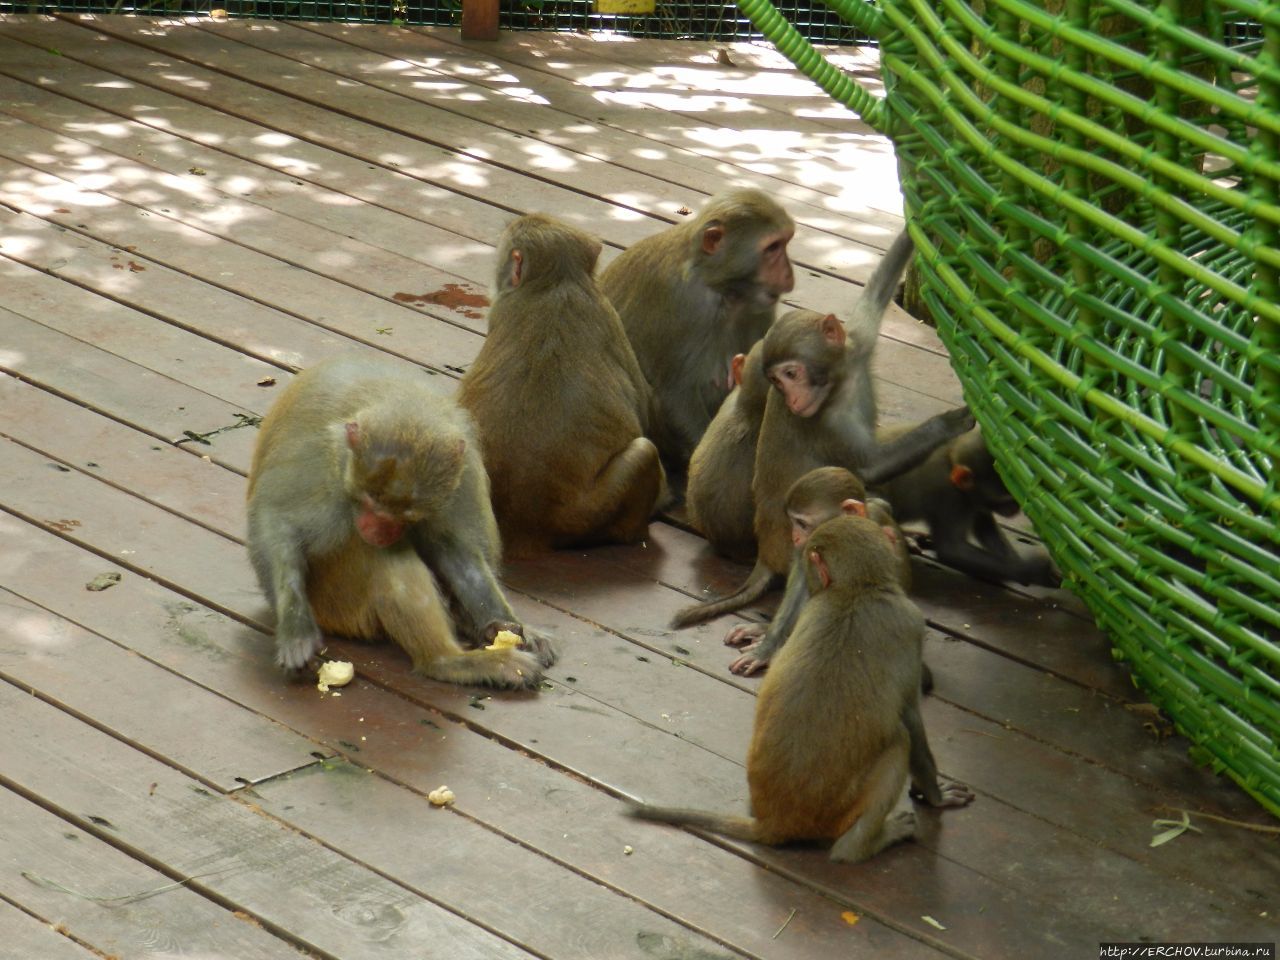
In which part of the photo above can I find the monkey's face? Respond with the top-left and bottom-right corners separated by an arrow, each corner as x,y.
768,361 -> 831,417
755,229 -> 795,302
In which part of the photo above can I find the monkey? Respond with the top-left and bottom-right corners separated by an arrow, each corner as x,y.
246,353 -> 557,689
751,230 -> 973,580
458,213 -> 665,557
873,426 -> 1060,586
684,342 -> 769,562
628,516 -> 974,863
721,468 -> 918,679
672,231 -> 970,629
598,188 -> 795,475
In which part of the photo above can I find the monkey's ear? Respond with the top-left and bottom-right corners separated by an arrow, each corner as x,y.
820,314 -> 847,347
701,224 -> 725,255
730,352 -> 747,387
949,464 -> 975,491
509,249 -> 525,288
809,549 -> 833,589
345,422 -> 361,449
840,498 -> 867,518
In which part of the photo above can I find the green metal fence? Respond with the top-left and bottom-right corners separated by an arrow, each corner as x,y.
0,0 -> 871,42
737,0 -> 1280,815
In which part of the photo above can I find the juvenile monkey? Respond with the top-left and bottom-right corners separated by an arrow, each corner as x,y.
752,232 -> 973,577
630,516 -> 974,862
675,232 -> 970,627
875,426 -> 1058,586
247,353 -> 556,689
685,342 -> 768,562
723,468 -> 916,678
599,188 -> 795,473
459,214 -> 664,557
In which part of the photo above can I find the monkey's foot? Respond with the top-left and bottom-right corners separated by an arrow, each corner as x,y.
723,623 -> 765,648
422,648 -> 546,690
728,646 -> 770,677
483,620 -> 558,668
933,780 -> 976,808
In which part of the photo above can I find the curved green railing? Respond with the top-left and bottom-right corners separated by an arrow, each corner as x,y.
738,0 -> 1280,816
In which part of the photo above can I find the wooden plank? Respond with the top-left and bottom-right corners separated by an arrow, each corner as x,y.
461,0 -> 500,41
0,308 -> 261,469
0,17 -> 962,405
0,901 -> 99,960
0,790 -> 309,960
0,685 -> 536,960
0,123 -> 496,354
0,22 -> 519,248
0,373 -> 248,535
251,21 -> 903,244
55,15 -> 958,367
0,589 -> 325,790
2,517 -> 948,960
4,445 -> 1271,948
0,54 -> 497,284
253,760 -> 807,960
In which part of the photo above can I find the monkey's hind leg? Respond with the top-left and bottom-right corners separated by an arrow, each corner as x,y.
370,550 -> 545,690
558,437 -> 664,546
828,735 -> 915,863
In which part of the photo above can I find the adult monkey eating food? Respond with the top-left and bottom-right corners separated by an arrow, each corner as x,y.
630,515 -> 973,862
247,353 -> 556,689
599,188 -> 795,473
459,213 -> 664,556
875,426 -> 1059,586
685,342 -> 768,562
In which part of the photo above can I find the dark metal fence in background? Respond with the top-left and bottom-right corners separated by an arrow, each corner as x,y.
0,0 -> 873,43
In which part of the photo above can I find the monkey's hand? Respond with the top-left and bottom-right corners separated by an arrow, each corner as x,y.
274,623 -> 324,675
483,620 -> 559,668
723,623 -> 765,648
728,645 -> 770,677
942,405 -> 976,437
913,778 -> 975,808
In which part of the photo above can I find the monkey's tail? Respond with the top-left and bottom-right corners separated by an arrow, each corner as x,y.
848,228 -> 915,349
670,563 -> 780,629
625,801 -> 762,842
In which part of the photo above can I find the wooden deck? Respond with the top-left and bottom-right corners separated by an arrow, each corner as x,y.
0,15 -> 1275,959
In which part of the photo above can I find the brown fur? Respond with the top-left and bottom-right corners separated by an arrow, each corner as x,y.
631,516 -> 973,861
458,213 -> 664,557
247,353 -> 555,688
686,341 -> 769,562
599,189 -> 795,472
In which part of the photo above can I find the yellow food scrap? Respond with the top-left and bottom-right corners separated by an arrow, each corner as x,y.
486,629 -> 523,651
428,786 -> 455,807
841,911 -> 860,926
316,660 -> 355,692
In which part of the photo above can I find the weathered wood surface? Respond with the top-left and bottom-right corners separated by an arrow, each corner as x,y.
0,15 -> 1275,960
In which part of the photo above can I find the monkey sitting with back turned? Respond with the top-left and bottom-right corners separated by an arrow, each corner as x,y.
246,353 -> 556,689
629,514 -> 973,862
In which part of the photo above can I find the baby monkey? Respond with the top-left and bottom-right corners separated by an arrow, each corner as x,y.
247,353 -> 556,689
629,515 -> 973,863
725,467 -> 913,678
